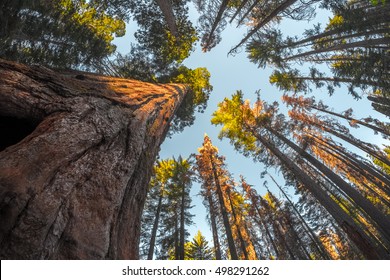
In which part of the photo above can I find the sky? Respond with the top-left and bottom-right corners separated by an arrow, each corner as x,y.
114,3 -> 389,245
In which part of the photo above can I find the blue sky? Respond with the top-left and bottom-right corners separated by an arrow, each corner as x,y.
114,3 -> 389,244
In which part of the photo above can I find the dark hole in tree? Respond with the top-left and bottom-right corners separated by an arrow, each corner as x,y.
0,115 -> 39,152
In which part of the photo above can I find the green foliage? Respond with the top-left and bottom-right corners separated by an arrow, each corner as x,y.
162,66 -> 213,136
186,230 -> 214,260
211,91 -> 259,156
371,146 -> 390,175
129,0 -> 198,71
0,0 -> 125,69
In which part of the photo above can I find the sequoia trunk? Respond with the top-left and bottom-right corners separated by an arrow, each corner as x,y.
0,59 -> 187,259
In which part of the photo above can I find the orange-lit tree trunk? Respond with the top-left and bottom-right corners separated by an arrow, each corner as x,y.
225,187 -> 249,259
0,59 -> 187,259
196,135 -> 239,259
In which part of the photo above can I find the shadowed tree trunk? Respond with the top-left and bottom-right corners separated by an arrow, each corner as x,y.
155,0 -> 179,37
0,59 -> 187,259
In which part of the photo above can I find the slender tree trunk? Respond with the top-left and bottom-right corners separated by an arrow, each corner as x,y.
202,0 -> 230,51
286,27 -> 390,50
311,105 -> 389,137
147,188 -> 164,260
155,0 -> 178,37
207,192 -> 222,260
253,203 -> 280,259
314,137 -> 390,199
230,0 -> 257,24
229,0 -> 298,54
179,183 -> 186,260
308,133 -> 390,195
0,59 -> 187,259
209,156 -> 239,259
174,213 -> 179,260
226,187 -> 249,259
285,37 -> 390,61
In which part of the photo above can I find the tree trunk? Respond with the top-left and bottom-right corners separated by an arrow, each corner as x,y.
269,174 -> 330,259
147,189 -> 164,260
285,37 -> 390,61
209,156 -> 239,259
155,0 -> 179,37
207,192 -> 222,260
229,0 -> 298,55
202,0 -> 230,51
226,187 -> 249,259
179,183 -> 185,260
0,59 -> 187,259
311,105 -> 389,137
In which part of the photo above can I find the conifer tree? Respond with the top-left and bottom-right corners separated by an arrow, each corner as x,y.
195,135 -> 239,259
186,230 -> 214,260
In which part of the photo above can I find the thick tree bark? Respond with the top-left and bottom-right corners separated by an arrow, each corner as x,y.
0,59 -> 187,259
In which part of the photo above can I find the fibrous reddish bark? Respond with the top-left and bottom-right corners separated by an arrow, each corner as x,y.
0,59 -> 187,259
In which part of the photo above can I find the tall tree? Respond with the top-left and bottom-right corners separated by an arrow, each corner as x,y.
139,159 -> 176,260
282,95 -> 389,137
0,59 -> 188,259
129,0 -> 197,71
195,135 -> 239,259
151,156 -> 194,260
195,0 -> 232,52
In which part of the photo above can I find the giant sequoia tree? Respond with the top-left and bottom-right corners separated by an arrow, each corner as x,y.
0,59 -> 188,259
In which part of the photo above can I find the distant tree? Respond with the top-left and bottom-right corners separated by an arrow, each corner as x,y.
282,95 -> 390,137
140,159 -> 176,260
186,230 -> 214,260
154,156 -> 194,260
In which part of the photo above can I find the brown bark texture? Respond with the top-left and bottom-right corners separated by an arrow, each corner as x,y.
0,59 -> 187,259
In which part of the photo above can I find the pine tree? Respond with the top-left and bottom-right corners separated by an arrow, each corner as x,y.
186,230 -> 214,260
